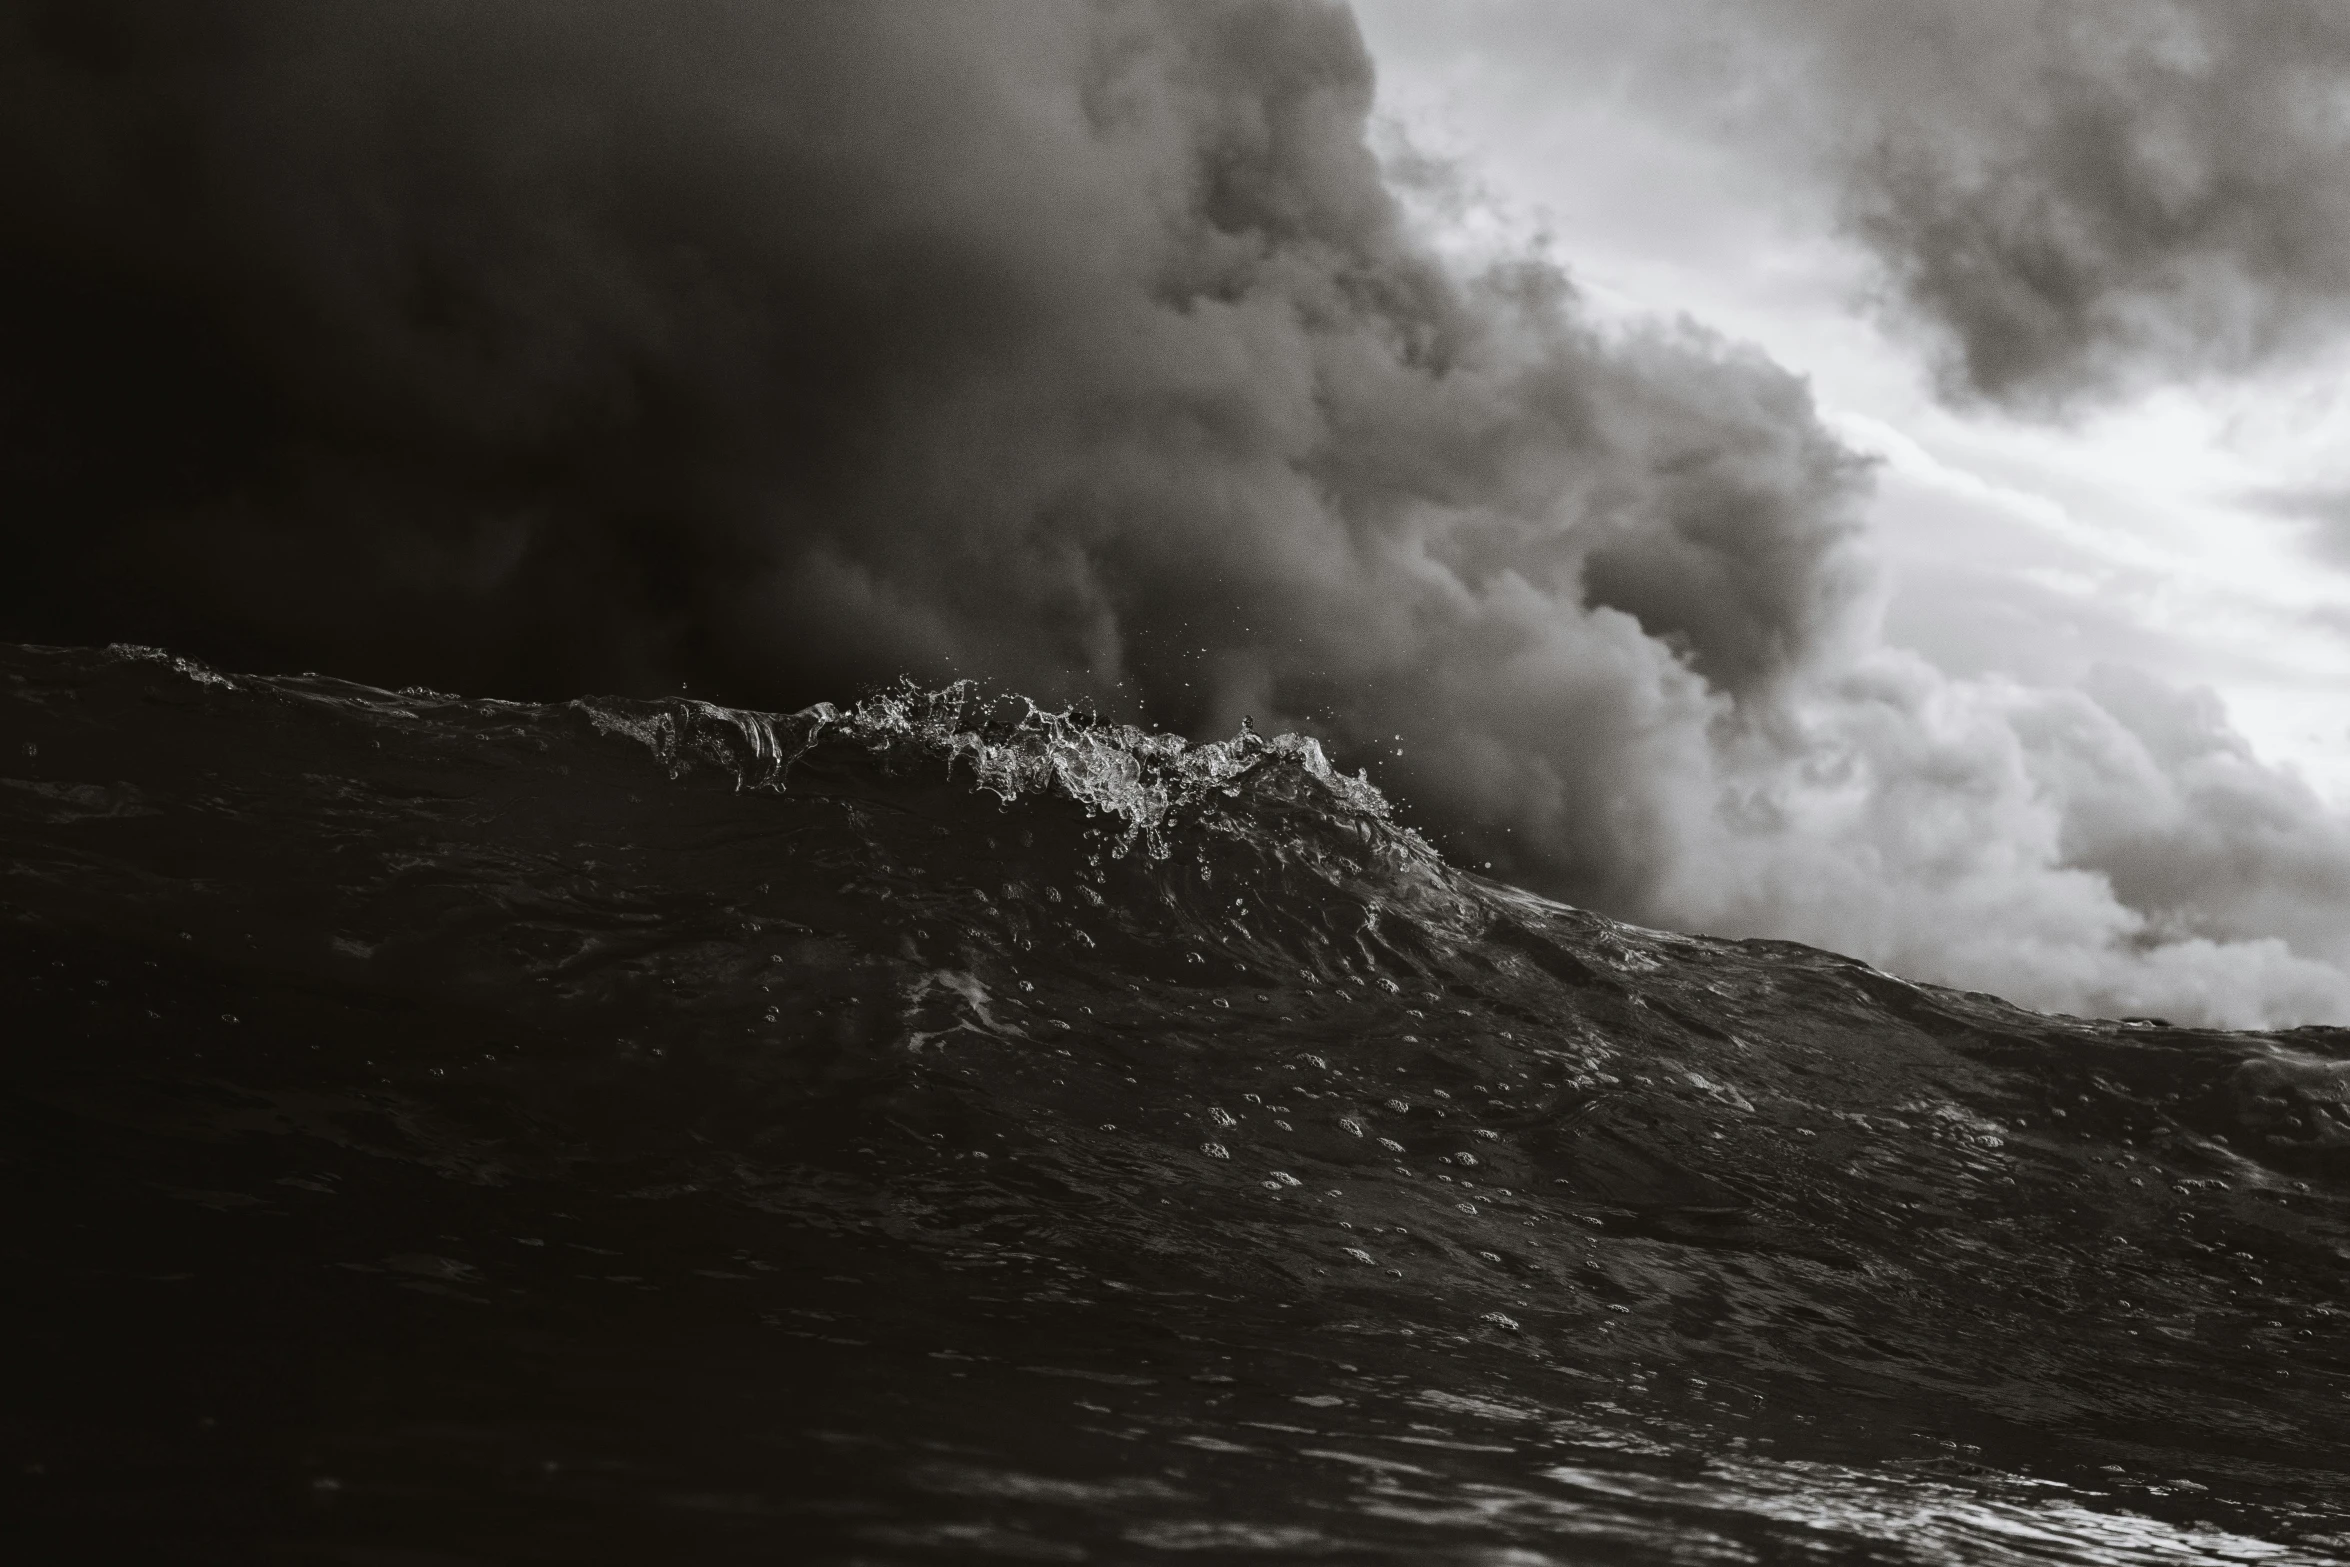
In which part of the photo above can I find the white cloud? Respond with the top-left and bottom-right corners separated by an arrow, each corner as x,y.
1354,0 -> 2350,1021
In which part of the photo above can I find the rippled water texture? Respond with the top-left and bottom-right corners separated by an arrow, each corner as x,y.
4,642 -> 2348,1563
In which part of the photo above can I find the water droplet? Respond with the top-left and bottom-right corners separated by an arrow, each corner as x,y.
1456,1152 -> 1479,1168
1344,1247 -> 1375,1265
1385,1098 -> 1409,1113
1209,1107 -> 1238,1129
1481,1312 -> 1520,1332
1268,1171 -> 1301,1188
1457,1202 -> 1477,1215
1339,1118 -> 1365,1137
1202,1142 -> 1230,1160
1377,1138 -> 1404,1153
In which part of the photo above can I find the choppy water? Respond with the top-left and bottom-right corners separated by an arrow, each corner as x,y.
4,641 -> 2348,1565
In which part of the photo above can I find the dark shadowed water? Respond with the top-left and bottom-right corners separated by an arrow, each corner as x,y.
4,641 -> 2348,1564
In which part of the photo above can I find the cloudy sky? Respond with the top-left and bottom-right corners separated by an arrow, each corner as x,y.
4,1 -> 2349,1027
1355,0 -> 2350,802
1342,0 -> 2350,1026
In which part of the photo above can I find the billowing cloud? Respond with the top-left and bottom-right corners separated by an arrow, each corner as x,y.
1733,0 -> 2350,408
1665,657 -> 2350,1026
0,0 -> 2345,1025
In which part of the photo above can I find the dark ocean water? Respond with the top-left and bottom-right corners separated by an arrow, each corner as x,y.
4,640 -> 2349,1565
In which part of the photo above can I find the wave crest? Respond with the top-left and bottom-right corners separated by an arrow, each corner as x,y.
579,679 -> 1398,860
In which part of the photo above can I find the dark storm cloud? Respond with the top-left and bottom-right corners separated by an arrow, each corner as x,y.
0,0 -> 1867,886
5,0 -> 2348,1023
1738,0 -> 2350,408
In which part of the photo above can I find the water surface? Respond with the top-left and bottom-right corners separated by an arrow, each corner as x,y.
4,642 -> 2346,1563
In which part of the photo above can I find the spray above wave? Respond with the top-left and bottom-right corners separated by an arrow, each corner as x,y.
573,674 -> 1498,967
580,678 -> 1394,856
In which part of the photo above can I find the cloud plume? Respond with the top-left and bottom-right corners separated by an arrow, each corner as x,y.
1,0 -> 2346,1025
1731,0 -> 2350,408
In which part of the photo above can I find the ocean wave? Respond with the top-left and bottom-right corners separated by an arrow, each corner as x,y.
5,639 -> 2348,1562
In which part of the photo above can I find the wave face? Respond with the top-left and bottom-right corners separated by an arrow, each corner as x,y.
4,640 -> 2349,1564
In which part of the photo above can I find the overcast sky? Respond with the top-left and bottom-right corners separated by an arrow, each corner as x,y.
1354,0 -> 2350,804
